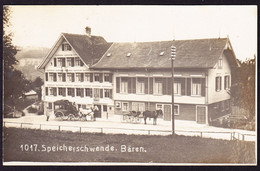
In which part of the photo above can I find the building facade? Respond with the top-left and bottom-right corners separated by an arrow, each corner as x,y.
38,29 -> 239,124
91,39 -> 239,124
38,28 -> 114,118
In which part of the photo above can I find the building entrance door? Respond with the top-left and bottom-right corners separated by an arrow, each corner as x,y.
164,105 -> 172,121
196,106 -> 207,124
95,104 -> 102,118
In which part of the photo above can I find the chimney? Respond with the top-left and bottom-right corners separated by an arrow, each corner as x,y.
85,26 -> 91,37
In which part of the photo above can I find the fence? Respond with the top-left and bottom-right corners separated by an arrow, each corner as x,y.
3,121 -> 256,142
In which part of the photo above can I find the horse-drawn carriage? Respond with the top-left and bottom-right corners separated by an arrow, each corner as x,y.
54,100 -> 95,121
121,111 -> 142,123
121,110 -> 163,125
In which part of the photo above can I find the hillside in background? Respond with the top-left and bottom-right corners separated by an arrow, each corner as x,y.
14,46 -> 50,81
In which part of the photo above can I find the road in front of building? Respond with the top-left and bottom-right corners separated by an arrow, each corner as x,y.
3,111 -> 256,142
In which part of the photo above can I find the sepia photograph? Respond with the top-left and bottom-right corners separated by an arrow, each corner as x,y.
3,5 -> 257,165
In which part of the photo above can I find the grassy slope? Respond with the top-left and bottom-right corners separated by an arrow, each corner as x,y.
3,128 -> 255,163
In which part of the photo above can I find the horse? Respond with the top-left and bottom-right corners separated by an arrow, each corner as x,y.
143,110 -> 163,125
79,107 -> 94,121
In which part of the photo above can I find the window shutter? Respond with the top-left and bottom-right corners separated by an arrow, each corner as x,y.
85,88 -> 87,96
71,58 -> 74,67
144,78 -> 148,94
90,88 -> 93,98
100,89 -> 103,98
224,76 -> 227,89
109,73 -> 113,83
72,88 -> 75,97
62,58 -> 65,67
45,87 -> 48,96
201,78 -> 205,97
54,88 -> 57,96
215,77 -> 218,91
72,73 -> 75,82
109,89 -> 113,99
149,78 -> 153,94
54,73 -> 57,82
81,89 -> 84,97
181,78 -> 185,95
116,77 -> 120,93
45,73 -> 48,81
128,78 -> 132,94
187,78 -> 191,96
90,73 -> 93,82
63,88 -> 66,97
54,58 -> 57,67
132,77 -> 136,94
99,73 -> 103,83
220,77 -> 222,90
167,78 -> 172,95
80,60 -> 84,66
62,73 -> 66,82
162,78 -> 167,95
81,73 -> 84,82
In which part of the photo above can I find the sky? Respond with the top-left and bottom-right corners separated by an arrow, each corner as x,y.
6,5 -> 257,61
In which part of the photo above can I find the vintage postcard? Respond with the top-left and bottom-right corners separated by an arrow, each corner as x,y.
3,5 -> 257,166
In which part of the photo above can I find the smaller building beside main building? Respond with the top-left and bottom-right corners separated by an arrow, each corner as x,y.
38,27 -> 239,124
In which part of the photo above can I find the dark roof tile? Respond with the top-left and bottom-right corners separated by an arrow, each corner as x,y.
92,38 -> 228,69
62,33 -> 111,65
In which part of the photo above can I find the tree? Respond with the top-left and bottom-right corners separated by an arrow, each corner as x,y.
32,77 -> 44,88
3,6 -> 18,71
32,77 -> 44,100
228,56 -> 255,121
3,6 -> 33,106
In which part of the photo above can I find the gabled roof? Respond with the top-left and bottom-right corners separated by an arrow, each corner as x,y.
91,38 -> 235,69
62,33 -> 112,65
38,33 -> 111,69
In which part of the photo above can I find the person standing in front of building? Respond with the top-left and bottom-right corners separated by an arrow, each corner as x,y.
45,103 -> 50,121
93,104 -> 99,121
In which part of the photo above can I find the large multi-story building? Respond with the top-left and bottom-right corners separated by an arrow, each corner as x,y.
38,27 -> 114,118
38,27 -> 239,124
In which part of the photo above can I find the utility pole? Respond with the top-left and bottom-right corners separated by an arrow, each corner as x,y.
171,45 -> 176,135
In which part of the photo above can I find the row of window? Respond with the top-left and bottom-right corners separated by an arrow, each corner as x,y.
117,101 -> 180,115
45,73 -> 113,83
116,77 -> 206,96
216,75 -> 230,92
52,57 -> 84,67
45,87 -> 113,99
116,75 -> 230,96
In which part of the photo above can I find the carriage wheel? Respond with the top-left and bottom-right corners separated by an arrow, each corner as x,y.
126,116 -> 132,123
135,117 -> 142,124
68,114 -> 75,121
74,115 -> 80,121
61,114 -> 68,121
130,116 -> 135,123
55,111 -> 64,121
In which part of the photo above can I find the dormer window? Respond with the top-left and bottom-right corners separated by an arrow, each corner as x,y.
62,43 -> 71,51
107,53 -> 111,57
160,51 -> 165,56
126,53 -> 131,57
